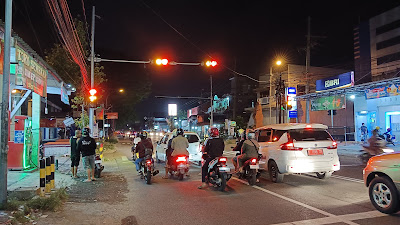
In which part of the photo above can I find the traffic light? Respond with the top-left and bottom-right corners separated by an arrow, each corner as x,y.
327,110 -> 337,115
89,88 -> 97,102
205,60 -> 217,67
155,58 -> 169,66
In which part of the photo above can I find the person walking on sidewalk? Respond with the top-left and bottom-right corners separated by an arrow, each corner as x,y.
77,128 -> 97,182
70,130 -> 82,178
360,123 -> 368,144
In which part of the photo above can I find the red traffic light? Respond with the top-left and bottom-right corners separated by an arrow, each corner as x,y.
205,60 -> 217,67
156,58 -> 169,66
89,88 -> 97,96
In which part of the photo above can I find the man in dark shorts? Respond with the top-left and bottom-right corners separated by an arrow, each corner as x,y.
77,128 -> 97,182
70,130 -> 82,178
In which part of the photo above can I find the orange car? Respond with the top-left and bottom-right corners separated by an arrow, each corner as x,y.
363,152 -> 400,214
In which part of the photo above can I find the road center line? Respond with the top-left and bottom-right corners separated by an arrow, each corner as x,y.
232,178 -> 369,225
331,175 -> 364,184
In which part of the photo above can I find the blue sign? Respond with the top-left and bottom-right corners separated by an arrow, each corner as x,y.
316,71 -> 354,92
14,130 -> 24,144
287,87 -> 296,95
289,110 -> 297,118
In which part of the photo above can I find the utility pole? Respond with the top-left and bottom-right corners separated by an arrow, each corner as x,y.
0,0 -> 12,207
275,74 -> 285,124
89,6 -> 95,134
269,67 -> 273,124
210,75 -> 213,127
305,16 -> 311,123
233,59 -> 237,119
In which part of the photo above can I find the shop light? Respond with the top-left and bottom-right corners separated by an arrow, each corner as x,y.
350,95 -> 355,99
360,111 -> 368,114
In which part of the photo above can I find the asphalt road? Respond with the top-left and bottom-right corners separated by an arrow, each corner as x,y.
39,143 -> 400,225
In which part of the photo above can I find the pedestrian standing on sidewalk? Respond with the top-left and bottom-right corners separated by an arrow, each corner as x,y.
360,123 -> 368,144
77,128 -> 97,182
70,130 -> 82,178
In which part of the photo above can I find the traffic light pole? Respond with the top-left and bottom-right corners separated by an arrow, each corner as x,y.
0,0 -> 12,207
210,74 -> 213,127
89,6 -> 95,135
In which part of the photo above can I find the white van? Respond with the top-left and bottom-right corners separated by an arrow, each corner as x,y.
155,132 -> 202,165
255,123 -> 340,182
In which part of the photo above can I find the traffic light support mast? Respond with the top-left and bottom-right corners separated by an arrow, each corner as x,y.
89,6 -> 95,135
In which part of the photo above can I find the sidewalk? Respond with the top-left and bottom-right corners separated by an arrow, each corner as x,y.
337,141 -> 400,155
7,156 -> 82,192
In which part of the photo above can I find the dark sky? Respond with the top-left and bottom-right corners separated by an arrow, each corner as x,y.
1,0 -> 400,118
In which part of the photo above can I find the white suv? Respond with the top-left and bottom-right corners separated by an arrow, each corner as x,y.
255,123 -> 340,182
155,132 -> 202,165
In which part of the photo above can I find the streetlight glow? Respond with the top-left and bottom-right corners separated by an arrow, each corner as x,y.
119,89 -> 124,93
276,60 -> 282,66
11,89 -> 17,94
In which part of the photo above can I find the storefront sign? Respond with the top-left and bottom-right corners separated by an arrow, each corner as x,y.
60,83 -> 70,105
365,83 -> 400,99
14,130 -> 24,144
106,112 -> 118,120
316,72 -> 354,92
311,95 -> 346,111
16,47 -> 47,97
289,110 -> 297,118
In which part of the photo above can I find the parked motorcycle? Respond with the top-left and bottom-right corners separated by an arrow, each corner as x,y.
140,157 -> 159,184
168,155 -> 189,181
237,154 -> 262,185
206,157 -> 232,191
94,154 -> 104,178
382,132 -> 395,146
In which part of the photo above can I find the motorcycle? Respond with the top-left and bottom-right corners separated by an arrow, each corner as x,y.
168,155 -> 189,181
140,156 -> 159,184
94,154 -> 104,178
360,137 -> 394,163
382,132 -> 395,146
237,154 -> 262,185
206,156 -> 232,191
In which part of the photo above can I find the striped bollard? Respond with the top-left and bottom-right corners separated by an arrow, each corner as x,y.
45,157 -> 51,193
50,156 -> 55,189
39,159 -> 46,197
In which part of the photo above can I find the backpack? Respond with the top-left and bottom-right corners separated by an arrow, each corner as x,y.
141,142 -> 153,159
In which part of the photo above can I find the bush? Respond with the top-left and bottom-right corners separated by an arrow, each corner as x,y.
103,142 -> 115,152
27,189 -> 68,211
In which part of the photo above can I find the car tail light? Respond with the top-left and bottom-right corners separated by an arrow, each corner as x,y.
250,158 -> 257,165
176,156 -> 187,163
327,141 -> 337,149
219,157 -> 227,165
280,142 -> 303,151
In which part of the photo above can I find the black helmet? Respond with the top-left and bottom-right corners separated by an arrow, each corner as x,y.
177,128 -> 184,136
139,131 -> 148,139
82,128 -> 90,136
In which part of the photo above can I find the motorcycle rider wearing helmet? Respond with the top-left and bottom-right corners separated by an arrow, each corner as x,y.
236,131 -> 259,173
365,129 -> 384,156
134,131 -> 154,175
198,127 -> 224,189
162,130 -> 178,179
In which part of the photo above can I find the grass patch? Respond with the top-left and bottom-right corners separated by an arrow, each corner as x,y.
27,189 -> 68,211
103,142 -> 116,152
105,137 -> 118,144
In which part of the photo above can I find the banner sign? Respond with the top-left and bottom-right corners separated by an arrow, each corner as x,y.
365,83 -> 400,99
316,72 -> 354,92
16,47 -> 47,97
311,95 -> 346,111
60,83 -> 70,105
106,112 -> 118,120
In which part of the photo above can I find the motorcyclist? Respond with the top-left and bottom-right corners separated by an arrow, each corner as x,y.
134,131 -> 153,175
236,131 -> 260,173
171,128 -> 190,176
364,129 -> 384,156
131,133 -> 141,160
162,130 -> 178,179
198,127 -> 224,189
232,132 -> 246,172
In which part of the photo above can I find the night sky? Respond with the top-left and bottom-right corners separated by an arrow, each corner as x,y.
1,0 -> 400,119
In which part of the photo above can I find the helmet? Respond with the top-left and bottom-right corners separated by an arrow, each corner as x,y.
209,127 -> 219,138
247,130 -> 255,140
139,131 -> 148,139
375,126 -> 380,130
177,128 -> 184,136
387,128 -> 392,132
82,128 -> 90,136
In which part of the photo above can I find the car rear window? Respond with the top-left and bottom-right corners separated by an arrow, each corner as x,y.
184,134 -> 199,143
289,129 -> 332,141
272,130 -> 286,142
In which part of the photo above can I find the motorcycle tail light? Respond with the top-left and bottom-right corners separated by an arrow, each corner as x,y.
250,158 -> 257,165
219,157 -> 227,165
176,156 -> 187,162
146,160 -> 152,165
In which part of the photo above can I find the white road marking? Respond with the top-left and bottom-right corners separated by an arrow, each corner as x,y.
331,175 -> 364,184
232,178 -> 385,225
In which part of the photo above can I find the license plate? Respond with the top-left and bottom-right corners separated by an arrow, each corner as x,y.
308,149 -> 323,156
250,164 -> 259,169
219,167 -> 230,172
95,160 -> 102,164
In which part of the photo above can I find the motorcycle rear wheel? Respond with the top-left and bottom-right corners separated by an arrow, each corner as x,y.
178,173 -> 184,181
146,170 -> 152,184
248,170 -> 257,185
219,173 -> 227,192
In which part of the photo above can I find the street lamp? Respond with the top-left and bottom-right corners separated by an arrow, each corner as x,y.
276,60 -> 282,66
270,60 -> 283,124
119,89 -> 124,93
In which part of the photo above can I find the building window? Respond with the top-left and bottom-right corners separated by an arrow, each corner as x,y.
376,19 -> 400,36
376,36 -> 400,50
377,52 -> 400,65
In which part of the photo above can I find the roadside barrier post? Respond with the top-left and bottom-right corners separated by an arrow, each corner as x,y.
45,157 -> 51,193
39,159 -> 45,197
50,156 -> 55,189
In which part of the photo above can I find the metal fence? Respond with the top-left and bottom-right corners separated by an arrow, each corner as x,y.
327,126 -> 355,143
